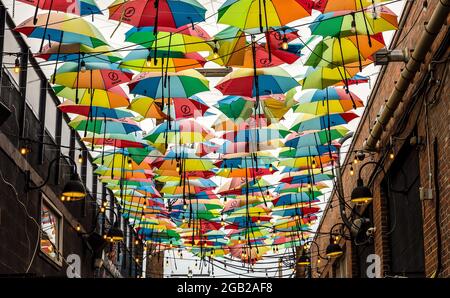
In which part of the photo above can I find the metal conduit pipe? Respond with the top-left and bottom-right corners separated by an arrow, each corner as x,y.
364,0 -> 450,151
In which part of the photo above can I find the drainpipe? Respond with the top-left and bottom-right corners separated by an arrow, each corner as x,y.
336,132 -> 354,230
364,0 -> 450,151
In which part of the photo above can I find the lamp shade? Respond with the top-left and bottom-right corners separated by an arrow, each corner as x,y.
105,222 -> 124,242
298,253 -> 311,266
326,243 -> 343,258
62,177 -> 86,200
351,178 -> 373,204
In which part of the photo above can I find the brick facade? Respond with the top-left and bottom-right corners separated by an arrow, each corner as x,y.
309,0 -> 449,278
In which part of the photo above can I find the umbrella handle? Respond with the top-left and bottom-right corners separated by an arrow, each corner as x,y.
33,0 -> 40,25
38,0 -> 54,53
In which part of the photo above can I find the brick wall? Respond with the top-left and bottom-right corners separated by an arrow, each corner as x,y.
311,0 -> 449,278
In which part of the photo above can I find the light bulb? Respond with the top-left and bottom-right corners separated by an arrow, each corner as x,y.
128,158 -> 133,168
146,54 -> 152,67
14,57 -> 20,74
312,160 -> 317,169
213,47 -> 219,59
76,224 -> 81,232
20,146 -> 29,155
80,60 -> 86,73
350,20 -> 356,34
389,150 -> 395,160
269,164 -> 273,172
350,166 -> 354,176
281,36 -> 289,50
78,154 -> 83,164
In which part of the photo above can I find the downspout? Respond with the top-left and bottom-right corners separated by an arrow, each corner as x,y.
364,0 -> 450,151
336,132 -> 354,230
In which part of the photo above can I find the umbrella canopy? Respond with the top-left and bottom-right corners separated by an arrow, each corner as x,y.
58,100 -> 134,119
15,13 -> 108,48
290,112 -> 359,132
309,7 -> 398,38
52,62 -> 133,90
128,97 -> 166,120
36,43 -> 121,64
129,69 -> 210,98
216,68 -> 299,98
125,25 -> 212,53
108,0 -> 207,28
313,0 -> 392,13
53,85 -> 130,108
294,98 -> 364,115
285,127 -> 350,148
69,116 -> 141,134
218,0 -> 312,32
305,33 -> 386,68
82,133 -> 149,149
299,66 -> 361,90
120,47 -> 206,72
17,0 -> 102,16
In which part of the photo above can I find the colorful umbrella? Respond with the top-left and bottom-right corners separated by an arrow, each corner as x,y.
218,0 -> 312,33
290,112 -> 359,132
15,13 -> 108,48
125,25 -> 212,53
58,100 -> 134,119
128,69 -> 209,98
120,47 -> 206,72
309,7 -> 398,38
285,127 -> 350,148
299,66 -> 361,90
313,0 -> 392,13
69,116 -> 141,134
17,0 -> 102,16
108,0 -> 207,28
216,68 -> 299,98
53,85 -> 130,108
52,62 -> 133,90
293,97 -> 364,114
36,43 -> 122,64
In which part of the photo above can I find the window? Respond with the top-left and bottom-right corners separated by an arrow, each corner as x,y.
40,195 -> 63,266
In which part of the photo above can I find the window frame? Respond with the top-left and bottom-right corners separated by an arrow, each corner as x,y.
39,194 -> 64,267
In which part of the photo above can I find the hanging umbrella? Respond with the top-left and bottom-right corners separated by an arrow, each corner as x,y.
52,62 -> 133,90
53,85 -> 130,108
272,192 -> 321,207
108,0 -> 207,28
209,26 -> 299,68
125,25 -> 212,52
69,116 -> 141,134
285,127 -> 349,148
36,43 -> 122,64
82,133 -> 149,149
290,112 -> 359,132
294,98 -> 364,115
216,68 -> 299,98
309,7 -> 398,38
299,66 -> 361,90
297,86 -> 361,103
58,100 -> 134,119
313,0 -> 392,13
277,155 -> 335,169
15,13 -> 108,48
305,33 -> 386,68
271,205 -> 320,217
17,0 -> 102,16
279,169 -> 335,184
217,0 -> 312,33
120,47 -> 206,72
128,69 -> 210,98
160,96 -> 210,120
128,97 -> 166,120
278,144 -> 338,158
144,119 -> 212,145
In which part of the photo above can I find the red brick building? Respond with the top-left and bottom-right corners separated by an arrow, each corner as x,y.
298,0 -> 449,278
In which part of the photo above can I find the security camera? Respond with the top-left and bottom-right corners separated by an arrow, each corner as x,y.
366,227 -> 376,237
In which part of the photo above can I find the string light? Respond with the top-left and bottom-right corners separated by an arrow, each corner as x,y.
389,149 -> 395,160
281,35 -> 289,50
80,60 -> 86,73
78,153 -> 83,164
350,19 -> 356,34
128,157 -> 133,168
350,166 -> 354,176
76,224 -> 81,232
19,146 -> 30,155
213,40 -> 219,59
146,53 -> 152,67
423,0 -> 428,12
14,56 -> 20,73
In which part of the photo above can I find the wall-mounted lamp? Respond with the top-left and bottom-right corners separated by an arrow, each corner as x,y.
26,154 -> 86,201
350,161 -> 385,204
